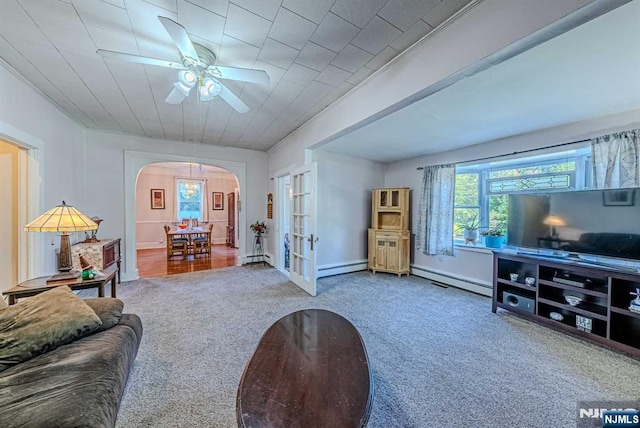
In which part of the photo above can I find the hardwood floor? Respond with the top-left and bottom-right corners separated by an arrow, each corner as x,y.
137,245 -> 238,278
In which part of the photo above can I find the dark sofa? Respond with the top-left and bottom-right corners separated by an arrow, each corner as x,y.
0,298 -> 142,428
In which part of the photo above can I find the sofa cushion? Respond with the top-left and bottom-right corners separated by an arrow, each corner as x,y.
0,286 -> 102,372
84,298 -> 124,333
0,314 -> 142,428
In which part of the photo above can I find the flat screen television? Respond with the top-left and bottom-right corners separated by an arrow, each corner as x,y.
507,187 -> 640,262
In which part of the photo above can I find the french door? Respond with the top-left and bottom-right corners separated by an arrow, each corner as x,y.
289,163 -> 317,296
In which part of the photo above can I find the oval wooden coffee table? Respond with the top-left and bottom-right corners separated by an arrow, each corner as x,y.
237,309 -> 373,428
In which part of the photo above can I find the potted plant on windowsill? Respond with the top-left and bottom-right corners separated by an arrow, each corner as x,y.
458,214 -> 480,245
481,228 -> 504,249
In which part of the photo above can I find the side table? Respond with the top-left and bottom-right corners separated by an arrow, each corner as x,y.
3,265 -> 118,305
247,234 -> 266,265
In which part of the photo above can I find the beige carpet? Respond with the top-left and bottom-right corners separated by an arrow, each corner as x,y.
107,266 -> 640,427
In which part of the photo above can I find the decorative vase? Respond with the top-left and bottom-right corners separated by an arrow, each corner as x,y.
484,235 -> 503,249
463,229 -> 478,245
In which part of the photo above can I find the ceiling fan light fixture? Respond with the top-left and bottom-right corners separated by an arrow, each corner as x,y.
199,77 -> 221,101
178,70 -> 196,87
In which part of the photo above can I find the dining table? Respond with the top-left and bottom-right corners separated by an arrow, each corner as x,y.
167,226 -> 212,256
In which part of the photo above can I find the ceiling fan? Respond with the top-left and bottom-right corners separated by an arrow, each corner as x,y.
96,16 -> 270,113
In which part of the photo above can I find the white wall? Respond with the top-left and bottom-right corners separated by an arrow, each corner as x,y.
0,65 -> 86,280
384,111 -> 640,294
0,62 -> 268,282
82,130 -> 267,280
266,0 -> 609,280
312,150 -> 385,275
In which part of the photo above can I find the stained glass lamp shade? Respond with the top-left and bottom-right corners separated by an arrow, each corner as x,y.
24,201 -> 98,283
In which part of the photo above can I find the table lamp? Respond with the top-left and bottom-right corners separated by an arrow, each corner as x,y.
24,201 -> 98,283
543,215 -> 566,239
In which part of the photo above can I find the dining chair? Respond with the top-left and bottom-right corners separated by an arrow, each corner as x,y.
164,224 -> 189,259
193,224 -> 214,256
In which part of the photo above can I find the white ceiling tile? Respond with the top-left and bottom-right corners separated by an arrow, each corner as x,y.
1,0 -> 35,23
98,0 -> 125,7
224,3 -> 271,48
282,0 -> 334,24
423,0 -> 472,29
230,0 -> 281,21
390,19 -> 432,52
315,64 -> 351,87
351,16 -> 402,55
239,85 -> 270,106
268,8 -> 317,51
257,38 -> 299,69
20,0 -> 88,34
299,80 -> 333,99
38,23 -> 96,55
73,0 -> 131,32
366,46 -> 399,70
330,0 -> 388,28
227,109 -> 256,128
177,0 -> 225,45
141,0 -> 177,13
309,12 -> 359,53
330,44 -> 373,73
0,16 -> 52,47
345,66 -> 374,85
378,0 -> 439,32
219,35 -> 260,67
87,25 -> 139,53
283,63 -> 319,86
125,0 -> 181,60
185,0 -> 228,17
251,60 -> 286,89
294,42 -> 336,72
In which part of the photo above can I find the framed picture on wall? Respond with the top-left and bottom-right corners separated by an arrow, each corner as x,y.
151,189 -> 165,209
213,192 -> 224,210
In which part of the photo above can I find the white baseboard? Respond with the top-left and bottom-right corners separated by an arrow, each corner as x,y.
318,260 -> 368,278
240,252 -> 273,266
410,264 -> 492,297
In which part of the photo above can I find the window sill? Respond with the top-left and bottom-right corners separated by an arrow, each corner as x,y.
455,244 -> 497,254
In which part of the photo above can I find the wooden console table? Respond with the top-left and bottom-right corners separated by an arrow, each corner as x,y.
237,309 -> 373,428
3,265 -> 118,305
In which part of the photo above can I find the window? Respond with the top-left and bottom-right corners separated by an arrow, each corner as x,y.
176,179 -> 205,221
454,147 -> 592,244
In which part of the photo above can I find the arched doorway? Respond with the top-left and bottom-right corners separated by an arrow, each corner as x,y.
134,162 -> 239,277
123,151 -> 246,281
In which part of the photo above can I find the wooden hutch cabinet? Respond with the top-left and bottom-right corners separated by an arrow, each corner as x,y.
368,188 -> 410,277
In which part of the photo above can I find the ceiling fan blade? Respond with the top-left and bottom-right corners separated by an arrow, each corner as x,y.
218,83 -> 249,113
97,49 -> 185,69
208,66 -> 270,85
158,16 -> 199,62
165,83 -> 190,104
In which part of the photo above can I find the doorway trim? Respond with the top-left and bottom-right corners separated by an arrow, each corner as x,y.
124,150 -> 246,281
0,122 -> 44,281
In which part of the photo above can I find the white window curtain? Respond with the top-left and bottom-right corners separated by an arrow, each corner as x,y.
591,129 -> 640,189
416,164 -> 455,256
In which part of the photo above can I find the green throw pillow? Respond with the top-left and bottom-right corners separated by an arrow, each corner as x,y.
0,286 -> 102,372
